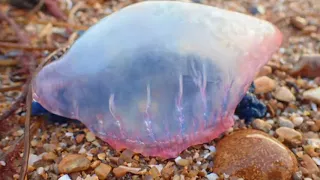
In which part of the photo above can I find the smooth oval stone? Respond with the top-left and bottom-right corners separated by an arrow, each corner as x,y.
32,1 -> 282,158
213,129 -> 298,180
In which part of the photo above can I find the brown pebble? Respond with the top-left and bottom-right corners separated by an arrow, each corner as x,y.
256,66 -> 272,77
290,54 -> 320,78
301,154 -> 320,176
97,153 -> 106,160
13,174 -> 19,179
313,174 -> 320,180
94,163 -> 112,180
274,86 -> 296,102
149,166 -> 160,178
43,144 -> 57,152
291,16 -> 308,30
113,166 -> 128,178
300,167 -> 309,176
109,157 -> 119,164
303,132 -> 319,139
304,145 -> 319,157
149,158 -> 157,165
276,127 -> 302,145
28,166 -> 36,172
310,124 -> 319,132
86,132 -> 96,142
213,129 -> 298,180
76,134 -> 85,143
133,155 -> 139,161
90,160 -> 101,169
303,87 -> 320,105
315,120 -> 320,129
58,154 -> 91,174
254,76 -> 276,94
120,149 -> 134,162
274,70 -> 286,79
252,119 -> 272,132
161,162 -> 175,179
12,129 -> 24,137
176,158 -> 190,167
42,152 -> 57,161
113,166 -> 146,178
303,25 -> 318,34
31,140 -> 38,147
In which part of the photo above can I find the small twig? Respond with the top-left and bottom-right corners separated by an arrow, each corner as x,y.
19,84 -> 32,180
0,41 -> 56,51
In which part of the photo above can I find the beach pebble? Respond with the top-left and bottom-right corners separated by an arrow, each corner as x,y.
58,175 -> 72,180
58,154 -> 91,174
213,129 -> 298,180
161,162 -> 175,179
279,117 -> 294,128
94,163 -> 112,179
303,25 -> 318,34
303,87 -> 320,104
276,127 -> 302,144
207,173 -> 219,180
90,160 -> 101,169
12,129 -> 24,137
175,156 -> 190,166
254,76 -> 276,93
252,119 -> 272,132
312,157 -> 320,166
274,87 -> 296,102
42,152 -> 57,161
97,153 -> 106,161
86,132 -> 96,142
76,134 -> 85,143
113,166 -> 146,178
29,154 -> 41,166
256,66 -> 272,77
149,166 -> 161,178
37,167 -> 45,175
120,149 -> 134,162
301,155 -> 320,175
291,16 -> 308,30
290,54 -> 320,78
291,116 -> 304,127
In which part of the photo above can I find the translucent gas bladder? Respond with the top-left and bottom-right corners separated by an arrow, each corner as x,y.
32,1 -> 282,158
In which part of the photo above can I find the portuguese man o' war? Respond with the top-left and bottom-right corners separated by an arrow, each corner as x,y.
32,1 -> 283,158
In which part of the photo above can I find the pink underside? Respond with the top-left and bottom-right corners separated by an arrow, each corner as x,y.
85,114 -> 234,159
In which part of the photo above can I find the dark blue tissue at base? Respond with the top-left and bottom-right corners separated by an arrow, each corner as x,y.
235,83 -> 267,124
32,83 -> 266,125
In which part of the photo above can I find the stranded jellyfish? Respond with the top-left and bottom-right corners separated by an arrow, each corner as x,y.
32,1 -> 282,158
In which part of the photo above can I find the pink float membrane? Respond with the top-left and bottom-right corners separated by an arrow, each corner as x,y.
32,1 -> 283,158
